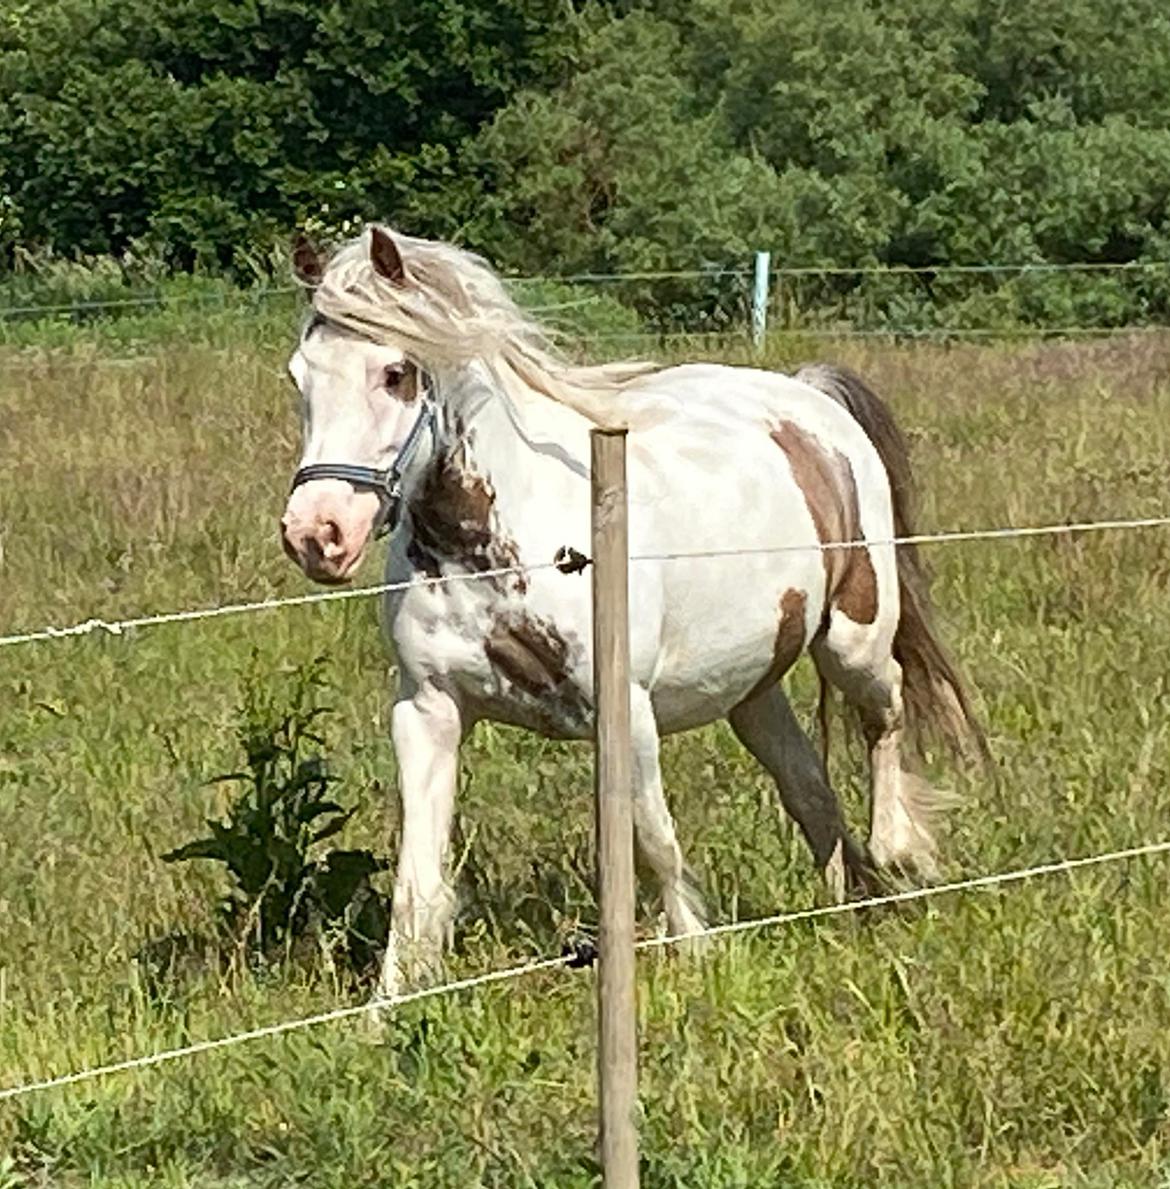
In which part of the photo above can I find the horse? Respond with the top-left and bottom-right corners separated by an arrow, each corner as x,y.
280,225 -> 982,996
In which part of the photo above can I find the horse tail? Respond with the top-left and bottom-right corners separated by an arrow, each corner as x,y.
795,363 -> 987,759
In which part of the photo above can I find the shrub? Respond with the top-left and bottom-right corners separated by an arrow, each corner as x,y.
163,656 -> 388,973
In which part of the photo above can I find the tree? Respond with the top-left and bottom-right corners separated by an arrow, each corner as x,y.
0,0 -> 579,268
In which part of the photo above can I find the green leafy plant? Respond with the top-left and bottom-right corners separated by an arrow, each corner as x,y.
163,656 -> 388,972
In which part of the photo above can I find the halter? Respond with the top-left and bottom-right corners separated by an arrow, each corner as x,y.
290,389 -> 438,539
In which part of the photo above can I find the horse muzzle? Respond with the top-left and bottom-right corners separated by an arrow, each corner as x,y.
280,484 -> 380,584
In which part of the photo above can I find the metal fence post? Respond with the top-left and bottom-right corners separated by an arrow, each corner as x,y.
752,250 -> 771,351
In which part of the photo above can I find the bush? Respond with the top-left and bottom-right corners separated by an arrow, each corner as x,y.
5,0 -> 1170,332
163,656 -> 389,974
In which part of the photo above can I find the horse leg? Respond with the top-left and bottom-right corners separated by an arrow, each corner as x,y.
728,682 -> 877,900
630,685 -> 706,938
378,680 -> 462,999
812,626 -> 943,879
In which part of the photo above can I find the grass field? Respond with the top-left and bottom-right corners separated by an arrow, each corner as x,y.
3,318 -> 1170,1187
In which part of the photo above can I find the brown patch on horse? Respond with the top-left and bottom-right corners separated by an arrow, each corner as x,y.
485,615 -> 571,697
793,363 -> 986,758
769,421 -> 877,625
745,588 -> 808,700
484,612 -> 590,734
769,422 -> 839,557
407,436 -> 527,593
411,443 -> 493,554
773,588 -> 808,675
832,458 -> 878,623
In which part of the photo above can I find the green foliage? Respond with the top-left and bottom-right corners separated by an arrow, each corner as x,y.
466,13 -> 784,329
0,0 -> 580,269
162,656 -> 389,970
4,0 -> 1170,328
469,0 -> 1170,328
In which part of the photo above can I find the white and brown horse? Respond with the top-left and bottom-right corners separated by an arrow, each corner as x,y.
280,226 -> 982,994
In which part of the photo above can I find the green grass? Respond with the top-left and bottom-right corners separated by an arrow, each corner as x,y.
2,316 -> 1170,1186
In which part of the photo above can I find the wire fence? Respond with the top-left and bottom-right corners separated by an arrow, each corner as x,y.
4,258 -> 1169,315
0,562 -> 549,649
578,324 -> 1170,343
3,408 -> 1170,1113
0,952 -> 575,1104
0,286 -> 300,321
4,324 -> 1166,378
3,514 -> 1170,652
3,259 -> 1169,342
2,837 -> 1167,1105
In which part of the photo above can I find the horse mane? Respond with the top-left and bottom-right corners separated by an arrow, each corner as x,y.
310,225 -> 663,426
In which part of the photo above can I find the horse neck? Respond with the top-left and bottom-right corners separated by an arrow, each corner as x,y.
400,360 -> 591,572
436,360 -> 591,486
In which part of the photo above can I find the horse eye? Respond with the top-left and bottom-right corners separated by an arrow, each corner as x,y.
383,363 -> 407,390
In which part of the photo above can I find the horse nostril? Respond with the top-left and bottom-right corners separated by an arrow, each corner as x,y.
319,518 -> 345,560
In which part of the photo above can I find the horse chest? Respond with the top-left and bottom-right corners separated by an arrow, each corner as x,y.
394,449 -> 592,738
391,577 -> 592,739
403,443 -> 525,588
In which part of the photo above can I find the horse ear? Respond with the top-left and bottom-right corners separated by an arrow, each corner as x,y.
370,226 -> 407,285
292,234 -> 324,287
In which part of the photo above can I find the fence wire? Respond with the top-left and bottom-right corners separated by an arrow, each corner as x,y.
4,324 -> 1164,377
4,259 -> 1170,321
585,325 -> 1169,343
0,953 -> 575,1104
0,561 -> 549,649
1,838 -> 1166,1105
3,515 -> 1169,652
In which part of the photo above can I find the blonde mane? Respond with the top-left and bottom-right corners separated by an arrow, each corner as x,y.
311,225 -> 663,426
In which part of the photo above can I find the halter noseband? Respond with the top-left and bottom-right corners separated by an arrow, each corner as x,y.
290,394 -> 438,539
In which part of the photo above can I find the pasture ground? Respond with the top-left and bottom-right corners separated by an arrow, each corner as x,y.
2,322 -> 1170,1186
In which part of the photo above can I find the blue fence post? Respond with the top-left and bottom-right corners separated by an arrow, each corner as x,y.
752,251 -> 771,352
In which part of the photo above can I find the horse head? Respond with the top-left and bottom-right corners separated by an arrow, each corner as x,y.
281,228 -> 435,584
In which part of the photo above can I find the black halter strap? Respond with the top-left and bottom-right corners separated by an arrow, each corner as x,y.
290,397 -> 437,539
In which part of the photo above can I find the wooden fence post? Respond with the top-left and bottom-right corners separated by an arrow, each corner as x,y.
591,428 -> 639,1189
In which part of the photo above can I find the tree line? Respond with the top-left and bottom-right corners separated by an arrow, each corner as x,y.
2,0 -> 1169,326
